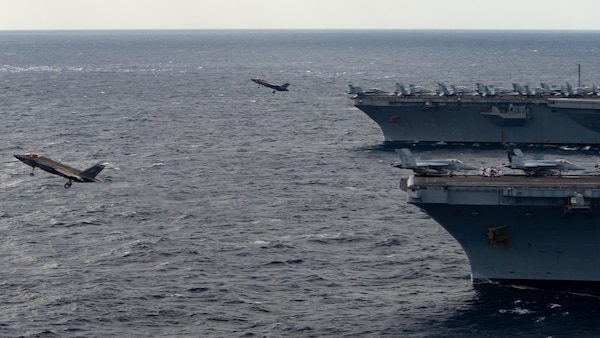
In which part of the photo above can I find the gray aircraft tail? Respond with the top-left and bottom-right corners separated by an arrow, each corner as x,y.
513,83 -> 524,94
348,84 -> 363,94
395,83 -> 408,96
398,148 -> 417,168
438,82 -> 450,96
507,149 -> 525,168
80,164 -> 105,180
280,83 -> 290,90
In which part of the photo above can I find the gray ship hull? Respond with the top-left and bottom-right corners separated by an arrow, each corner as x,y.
354,96 -> 600,144
401,175 -> 600,288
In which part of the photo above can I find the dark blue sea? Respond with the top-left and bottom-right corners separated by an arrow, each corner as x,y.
2,30 -> 600,337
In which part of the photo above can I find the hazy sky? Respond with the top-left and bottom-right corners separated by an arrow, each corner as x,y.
2,0 -> 600,30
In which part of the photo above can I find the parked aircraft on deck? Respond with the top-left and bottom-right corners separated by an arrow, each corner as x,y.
505,149 -> 583,176
393,148 -> 476,176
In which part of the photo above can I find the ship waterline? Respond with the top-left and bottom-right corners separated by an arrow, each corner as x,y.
353,95 -> 600,145
401,174 -> 600,290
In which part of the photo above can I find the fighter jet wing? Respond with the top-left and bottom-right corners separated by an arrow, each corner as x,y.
52,164 -> 83,179
524,162 -> 557,168
417,161 -> 453,167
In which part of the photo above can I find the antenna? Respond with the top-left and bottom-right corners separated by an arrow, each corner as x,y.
578,64 -> 581,88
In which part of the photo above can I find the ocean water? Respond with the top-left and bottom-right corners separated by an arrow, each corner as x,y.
2,30 -> 600,337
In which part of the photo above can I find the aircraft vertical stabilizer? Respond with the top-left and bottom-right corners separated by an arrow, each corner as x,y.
80,164 -> 105,180
507,149 -> 525,168
398,148 -> 418,167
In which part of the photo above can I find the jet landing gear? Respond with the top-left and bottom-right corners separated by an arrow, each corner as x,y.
30,168 -> 35,176
64,180 -> 72,189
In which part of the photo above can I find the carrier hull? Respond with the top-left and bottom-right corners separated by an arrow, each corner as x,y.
354,95 -> 600,144
401,175 -> 600,289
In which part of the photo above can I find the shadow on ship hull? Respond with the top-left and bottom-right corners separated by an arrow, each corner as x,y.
364,141 -> 600,154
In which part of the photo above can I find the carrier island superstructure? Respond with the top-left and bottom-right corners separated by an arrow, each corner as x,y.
400,173 -> 600,290
350,83 -> 600,145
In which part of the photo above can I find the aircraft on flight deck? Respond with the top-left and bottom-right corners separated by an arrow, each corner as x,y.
14,152 -> 105,189
392,148 -> 476,176
505,148 -> 583,176
251,78 -> 290,93
348,84 -> 387,95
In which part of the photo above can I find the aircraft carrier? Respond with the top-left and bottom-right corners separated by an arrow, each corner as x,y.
351,83 -> 600,145
400,174 -> 600,291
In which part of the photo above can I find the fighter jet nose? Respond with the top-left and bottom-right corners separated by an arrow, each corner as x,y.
14,155 -> 29,164
14,154 -> 32,163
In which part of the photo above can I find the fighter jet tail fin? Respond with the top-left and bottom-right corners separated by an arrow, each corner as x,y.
348,84 -> 363,94
280,83 -> 290,90
398,148 -> 418,168
80,164 -> 105,180
507,149 -> 525,168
